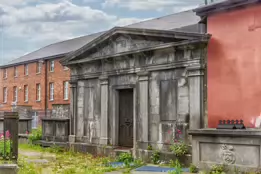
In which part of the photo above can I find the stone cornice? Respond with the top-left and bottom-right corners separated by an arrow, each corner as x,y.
67,38 -> 209,65
61,27 -> 211,65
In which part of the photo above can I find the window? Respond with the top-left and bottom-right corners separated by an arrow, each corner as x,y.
63,81 -> 69,100
3,87 -> 7,103
3,69 -> 7,79
36,84 -> 41,101
63,66 -> 68,70
36,62 -> 41,73
13,86 -> 18,102
24,64 -> 28,75
24,85 -> 28,102
14,67 -> 18,77
32,112 -> 38,129
49,82 -> 54,101
50,60 -> 54,72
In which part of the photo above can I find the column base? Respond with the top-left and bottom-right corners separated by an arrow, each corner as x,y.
69,135 -> 76,143
99,137 -> 109,145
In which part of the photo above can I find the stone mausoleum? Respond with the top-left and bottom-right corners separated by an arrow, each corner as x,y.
60,27 -> 209,155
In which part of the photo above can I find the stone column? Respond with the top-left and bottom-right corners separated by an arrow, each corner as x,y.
187,65 -> 204,130
69,80 -> 77,143
138,71 -> 149,148
99,75 -> 109,145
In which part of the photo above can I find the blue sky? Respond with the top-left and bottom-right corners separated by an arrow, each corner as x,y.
0,0 -> 212,65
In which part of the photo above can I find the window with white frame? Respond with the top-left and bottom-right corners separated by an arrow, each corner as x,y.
50,60 -> 54,72
63,81 -> 69,100
24,64 -> 28,75
13,86 -> 18,102
32,111 -> 38,129
24,85 -> 28,102
14,67 -> 18,77
3,69 -> 7,79
3,87 -> 7,103
49,82 -> 54,101
36,62 -> 41,73
36,84 -> 41,101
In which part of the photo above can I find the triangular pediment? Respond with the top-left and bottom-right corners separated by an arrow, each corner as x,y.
60,27 -> 206,65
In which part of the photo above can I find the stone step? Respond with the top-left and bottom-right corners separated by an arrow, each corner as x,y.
113,148 -> 133,157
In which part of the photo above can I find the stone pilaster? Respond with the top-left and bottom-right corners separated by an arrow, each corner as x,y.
99,75 -> 109,145
138,71 -> 149,148
187,65 -> 204,130
69,80 -> 77,143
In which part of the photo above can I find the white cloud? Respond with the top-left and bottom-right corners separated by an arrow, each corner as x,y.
102,0 -> 204,11
0,0 -> 149,63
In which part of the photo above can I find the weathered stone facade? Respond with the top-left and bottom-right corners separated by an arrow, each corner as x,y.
61,27 -> 209,152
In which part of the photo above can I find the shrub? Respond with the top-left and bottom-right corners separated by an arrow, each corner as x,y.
28,127 -> 42,143
170,141 -> 188,157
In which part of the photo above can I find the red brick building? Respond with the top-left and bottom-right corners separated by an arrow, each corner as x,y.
195,0 -> 261,128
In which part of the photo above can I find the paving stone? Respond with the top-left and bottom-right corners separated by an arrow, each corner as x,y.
27,159 -> 49,164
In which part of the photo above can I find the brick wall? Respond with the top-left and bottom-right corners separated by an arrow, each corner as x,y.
0,58 -> 70,112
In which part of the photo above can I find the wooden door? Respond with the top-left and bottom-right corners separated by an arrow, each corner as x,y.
118,89 -> 133,147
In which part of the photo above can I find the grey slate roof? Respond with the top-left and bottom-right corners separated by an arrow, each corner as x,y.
2,10 -> 200,68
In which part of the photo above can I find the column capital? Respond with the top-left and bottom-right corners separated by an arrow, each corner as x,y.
138,71 -> 149,81
69,80 -> 77,87
99,75 -> 109,85
186,65 -> 204,77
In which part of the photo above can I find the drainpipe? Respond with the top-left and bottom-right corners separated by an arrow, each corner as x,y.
44,60 -> 48,117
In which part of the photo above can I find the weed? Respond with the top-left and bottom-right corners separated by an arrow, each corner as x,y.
147,145 -> 153,150
151,150 -> 160,164
28,127 -> 42,143
168,160 -> 183,174
117,153 -> 134,167
170,141 -> 188,157
189,163 -> 198,173
210,164 -> 226,174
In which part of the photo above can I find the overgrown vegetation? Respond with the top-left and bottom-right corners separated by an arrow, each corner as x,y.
168,159 -> 183,174
0,130 -> 11,157
189,163 -> 198,173
210,164 -> 226,174
28,127 -> 42,143
151,150 -> 160,164
170,141 -> 189,157
18,144 -> 119,174
147,144 -> 153,150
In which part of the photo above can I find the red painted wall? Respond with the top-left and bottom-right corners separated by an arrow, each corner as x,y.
207,5 -> 261,128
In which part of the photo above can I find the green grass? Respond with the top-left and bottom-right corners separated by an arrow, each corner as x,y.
18,144 -> 124,174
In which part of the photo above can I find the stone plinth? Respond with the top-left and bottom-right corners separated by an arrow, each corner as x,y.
42,118 -> 70,142
188,129 -> 261,171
